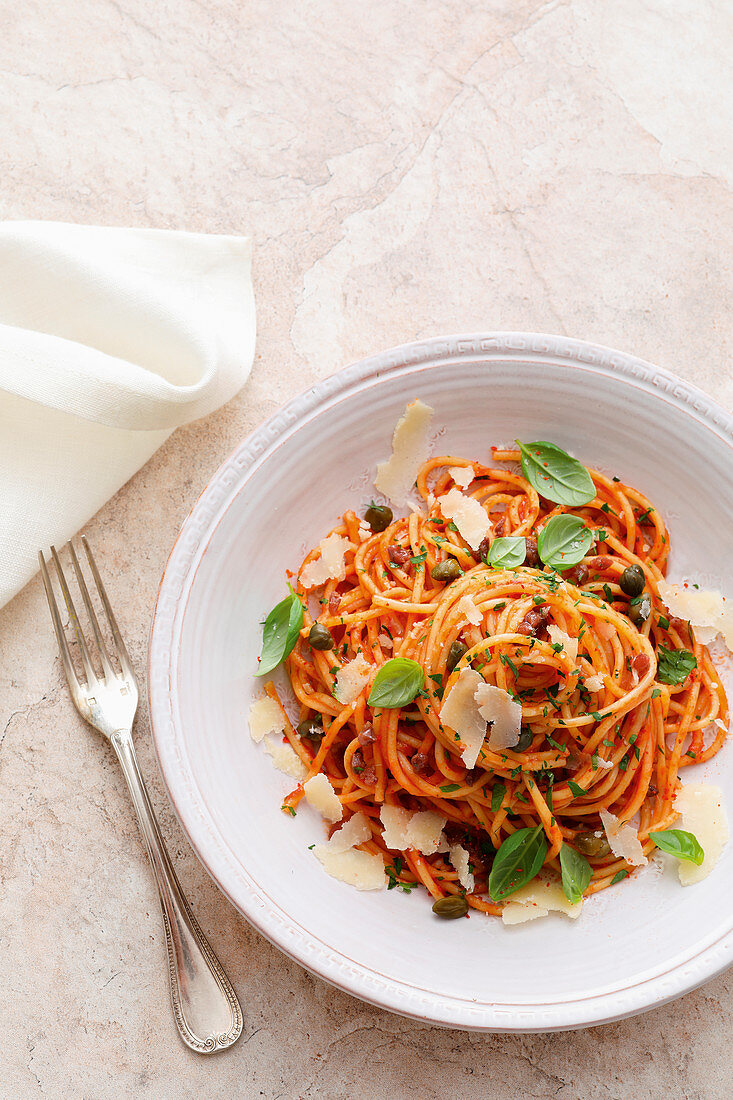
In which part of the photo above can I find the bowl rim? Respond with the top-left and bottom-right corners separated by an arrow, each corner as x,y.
148,331 -> 733,1031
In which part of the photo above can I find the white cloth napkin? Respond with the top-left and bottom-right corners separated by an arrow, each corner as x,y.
0,221 -> 255,609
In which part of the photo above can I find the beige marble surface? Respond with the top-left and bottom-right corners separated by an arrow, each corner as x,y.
1,1 -> 732,1097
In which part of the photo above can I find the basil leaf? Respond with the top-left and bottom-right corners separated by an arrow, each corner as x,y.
537,515 -> 593,571
488,826 -> 547,900
649,828 -> 704,865
657,646 -> 697,686
559,843 -> 592,904
487,536 -> 526,568
517,440 -> 596,506
610,869 -> 628,885
256,592 -> 304,676
368,657 -> 424,708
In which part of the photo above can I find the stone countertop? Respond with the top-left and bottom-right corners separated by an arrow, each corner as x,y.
1,1 -> 731,1097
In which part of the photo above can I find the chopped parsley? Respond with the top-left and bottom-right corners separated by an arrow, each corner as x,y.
567,780 -> 587,797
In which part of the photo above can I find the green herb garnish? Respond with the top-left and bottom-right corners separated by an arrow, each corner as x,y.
516,440 -> 595,506
537,515 -> 593,571
256,591 -> 304,676
367,658 -> 424,707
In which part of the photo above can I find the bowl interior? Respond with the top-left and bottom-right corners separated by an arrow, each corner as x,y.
151,339 -> 733,1029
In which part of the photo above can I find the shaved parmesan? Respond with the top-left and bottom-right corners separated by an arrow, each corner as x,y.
449,844 -> 475,892
547,625 -> 578,662
379,805 -> 448,855
313,809 -> 384,889
502,872 -> 583,925
595,757 -> 614,770
263,736 -> 308,781
303,773 -> 343,822
248,697 -> 284,743
657,580 -> 733,650
584,673 -> 604,692
374,399 -> 434,506
327,811 -> 371,853
407,811 -> 447,855
475,682 -> 522,752
448,465 -> 474,489
334,653 -> 372,705
380,804 -> 413,850
313,847 -> 386,890
502,901 -> 550,925
457,593 -> 483,626
599,808 -> 647,866
674,783 -> 729,885
439,488 -> 491,551
357,521 -> 372,543
440,668 -> 487,768
300,533 -> 351,589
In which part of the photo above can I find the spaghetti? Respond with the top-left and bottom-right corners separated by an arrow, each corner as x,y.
264,446 -> 729,916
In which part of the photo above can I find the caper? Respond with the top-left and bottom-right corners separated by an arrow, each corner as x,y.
514,727 -> 533,753
308,623 -> 335,650
432,895 -> 469,919
629,593 -> 652,627
365,502 -> 393,532
431,559 -> 462,583
620,564 -> 645,597
297,715 -> 324,741
446,640 -> 468,673
574,831 -> 611,858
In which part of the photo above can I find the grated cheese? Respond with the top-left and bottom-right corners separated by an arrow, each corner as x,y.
303,773 -> 343,822
475,681 -> 522,751
501,872 -> 583,925
449,844 -> 475,892
456,593 -> 483,626
438,488 -> 491,551
326,811 -> 371,853
374,399 -> 434,506
674,783 -> 729,886
657,580 -> 733,650
263,735 -> 308,781
547,625 -> 578,662
357,521 -> 372,543
300,533 -> 351,589
599,808 -> 647,866
448,465 -> 474,490
334,653 -> 372,705
248,697 -> 284,744
440,667 -> 487,768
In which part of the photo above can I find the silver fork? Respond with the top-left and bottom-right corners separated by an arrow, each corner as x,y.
39,537 -> 243,1053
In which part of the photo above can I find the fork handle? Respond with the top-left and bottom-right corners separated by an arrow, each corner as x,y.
111,730 -> 243,1052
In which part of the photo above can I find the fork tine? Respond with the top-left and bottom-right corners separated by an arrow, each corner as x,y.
38,550 -> 83,697
51,545 -> 99,689
68,542 -> 115,680
81,536 -> 136,682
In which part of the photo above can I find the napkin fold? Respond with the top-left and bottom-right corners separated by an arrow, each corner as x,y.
0,221 -> 255,609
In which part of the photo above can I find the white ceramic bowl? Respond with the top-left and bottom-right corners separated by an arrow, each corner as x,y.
148,333 -> 733,1031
